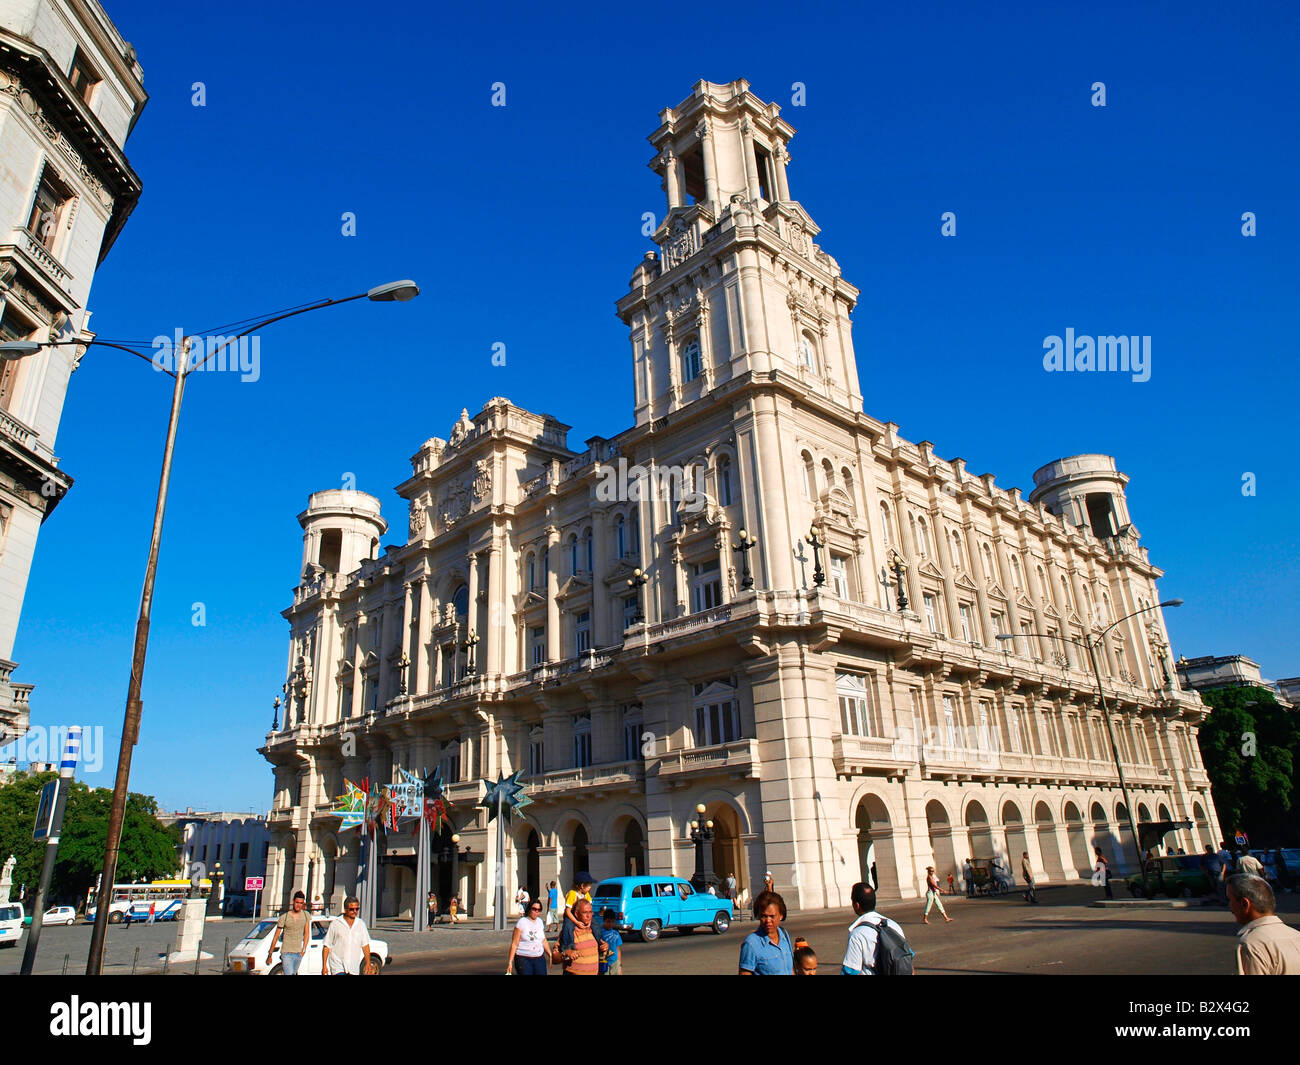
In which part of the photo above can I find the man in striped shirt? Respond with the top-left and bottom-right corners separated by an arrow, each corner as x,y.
556,899 -> 605,975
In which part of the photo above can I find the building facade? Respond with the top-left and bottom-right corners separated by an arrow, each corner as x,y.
169,809 -> 270,913
1176,654 -> 1295,708
261,80 -> 1220,917
0,0 -> 145,743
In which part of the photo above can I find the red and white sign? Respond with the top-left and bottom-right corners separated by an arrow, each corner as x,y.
244,876 -> 264,892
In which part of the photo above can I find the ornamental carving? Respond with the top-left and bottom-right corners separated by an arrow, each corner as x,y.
448,408 -> 474,447
438,482 -> 470,529
409,500 -> 427,537
663,217 -> 697,269
473,459 -> 492,502
0,68 -> 114,210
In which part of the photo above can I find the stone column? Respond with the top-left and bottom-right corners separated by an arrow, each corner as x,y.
697,119 -> 718,207
591,511 -> 609,646
467,551 -> 480,642
487,538 -> 506,675
662,146 -> 682,209
740,118 -> 760,201
932,512 -> 963,637
416,577 -> 433,691
400,582 -> 414,693
895,501 -> 925,611
773,144 -> 791,201
545,526 -> 560,661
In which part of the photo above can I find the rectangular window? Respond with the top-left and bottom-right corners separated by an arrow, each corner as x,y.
575,611 -> 591,653
530,627 -> 546,666
694,701 -> 740,746
69,48 -> 100,103
959,603 -> 977,644
623,596 -> 640,630
692,558 -> 722,613
239,842 -> 249,860
1006,704 -> 1021,754
528,733 -> 545,776
0,308 -> 34,413
27,175 -> 67,252
977,700 -> 992,750
923,594 -> 939,634
830,555 -> 849,599
1020,621 -> 1036,660
623,718 -> 643,760
573,717 -> 592,768
991,610 -> 1007,641
941,695 -> 957,748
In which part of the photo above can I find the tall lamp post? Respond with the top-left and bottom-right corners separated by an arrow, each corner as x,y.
688,803 -> 716,891
463,632 -> 480,676
995,598 -> 1183,898
626,568 -> 648,622
3,279 -> 420,975
732,529 -> 757,590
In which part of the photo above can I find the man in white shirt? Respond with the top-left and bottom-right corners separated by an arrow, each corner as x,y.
842,882 -> 906,975
321,896 -> 372,976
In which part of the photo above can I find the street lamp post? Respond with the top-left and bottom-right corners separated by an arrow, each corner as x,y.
732,529 -> 757,590
463,632 -> 480,676
996,598 -> 1183,898
450,832 -> 461,910
3,280 -> 420,976
271,696 -> 281,732
806,527 -> 826,587
626,568 -> 648,622
688,803 -> 716,892
887,550 -> 909,612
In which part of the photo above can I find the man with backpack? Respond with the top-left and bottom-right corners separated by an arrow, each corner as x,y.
841,882 -> 914,975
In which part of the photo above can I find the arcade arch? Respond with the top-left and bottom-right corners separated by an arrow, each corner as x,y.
854,793 -> 899,898
1034,801 -> 1066,882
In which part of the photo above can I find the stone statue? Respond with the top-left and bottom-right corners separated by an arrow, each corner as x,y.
0,854 -> 15,904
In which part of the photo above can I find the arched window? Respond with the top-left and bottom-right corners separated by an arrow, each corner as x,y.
525,552 -> 536,589
952,530 -> 965,571
1060,575 -> 1072,610
1010,555 -> 1023,591
916,517 -> 930,559
879,502 -> 893,547
801,452 -> 815,500
981,543 -> 995,582
568,535 -> 579,577
1035,565 -> 1047,597
821,459 -> 835,490
629,516 -> 640,556
1101,592 -> 1111,624
717,456 -> 733,507
841,467 -> 855,510
681,337 -> 702,382
615,515 -> 626,559
583,528 -> 593,573
452,585 -> 469,617
799,331 -> 817,370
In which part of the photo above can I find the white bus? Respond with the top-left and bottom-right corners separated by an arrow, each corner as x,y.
87,879 -> 210,923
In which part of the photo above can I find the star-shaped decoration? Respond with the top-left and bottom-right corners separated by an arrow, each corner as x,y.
330,778 -> 368,831
479,769 -> 532,822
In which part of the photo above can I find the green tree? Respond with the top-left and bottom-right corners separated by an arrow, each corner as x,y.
0,775 -> 180,906
1197,685 -> 1300,845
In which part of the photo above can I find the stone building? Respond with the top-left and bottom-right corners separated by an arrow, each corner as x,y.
1176,654 -> 1295,708
260,80 -> 1219,917
169,809 -> 269,913
0,0 -> 145,742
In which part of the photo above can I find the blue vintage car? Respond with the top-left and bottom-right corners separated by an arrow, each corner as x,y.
590,876 -> 733,942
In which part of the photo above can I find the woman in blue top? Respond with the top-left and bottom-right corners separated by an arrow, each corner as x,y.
738,890 -> 794,975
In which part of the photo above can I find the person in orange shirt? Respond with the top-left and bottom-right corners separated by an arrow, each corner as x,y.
554,898 -> 606,975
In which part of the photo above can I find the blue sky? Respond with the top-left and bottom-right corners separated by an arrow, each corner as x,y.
6,0 -> 1297,811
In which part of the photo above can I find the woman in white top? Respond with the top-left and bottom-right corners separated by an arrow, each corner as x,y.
506,899 -> 548,975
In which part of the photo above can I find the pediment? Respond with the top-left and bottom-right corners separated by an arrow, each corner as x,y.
918,561 -> 944,581
954,572 -> 979,592
523,590 -> 546,606
987,583 -> 1008,601
1065,610 -> 1085,628
363,651 -> 379,668
694,680 -> 737,701
556,575 -> 591,601
1043,604 -> 1062,621
604,558 -> 641,587
336,659 -> 353,678
1015,593 -> 1035,612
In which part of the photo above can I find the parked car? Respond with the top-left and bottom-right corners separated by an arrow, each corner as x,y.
42,906 -> 77,926
1126,855 -> 1214,898
0,903 -> 23,947
225,915 -> 390,974
590,875 -> 733,942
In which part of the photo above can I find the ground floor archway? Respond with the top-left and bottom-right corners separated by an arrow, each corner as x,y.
854,793 -> 899,897
926,800 -> 958,885
1002,801 -> 1029,874
1064,801 -> 1092,877
1035,802 -> 1066,882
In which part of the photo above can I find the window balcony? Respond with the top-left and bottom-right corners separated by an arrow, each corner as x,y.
526,759 -> 644,797
651,738 -> 758,784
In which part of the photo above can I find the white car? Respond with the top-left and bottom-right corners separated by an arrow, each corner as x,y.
42,906 -> 77,926
0,903 -> 23,947
225,915 -> 389,975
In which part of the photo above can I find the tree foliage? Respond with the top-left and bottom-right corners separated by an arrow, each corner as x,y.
0,775 -> 179,905
1197,685 -> 1300,845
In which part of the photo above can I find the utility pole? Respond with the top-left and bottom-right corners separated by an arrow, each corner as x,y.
21,727 -> 82,975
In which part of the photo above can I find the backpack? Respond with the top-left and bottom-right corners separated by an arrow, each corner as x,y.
867,913 -> 915,976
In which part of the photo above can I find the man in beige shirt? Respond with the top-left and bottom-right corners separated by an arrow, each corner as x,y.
266,891 -> 311,975
1226,874 -> 1300,975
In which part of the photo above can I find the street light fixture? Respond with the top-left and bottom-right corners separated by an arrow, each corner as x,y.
689,802 -> 717,892
995,597 -> 1184,898
626,567 -> 648,622
806,527 -> 826,587
733,529 -> 757,590
887,549 -> 909,612
0,282 -> 421,976
271,696 -> 281,732
463,631 -> 480,676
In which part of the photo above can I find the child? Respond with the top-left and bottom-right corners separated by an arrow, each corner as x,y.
599,908 -> 624,975
793,945 -> 818,975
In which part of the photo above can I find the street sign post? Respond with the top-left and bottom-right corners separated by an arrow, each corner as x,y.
245,876 -> 264,918
21,727 -> 81,976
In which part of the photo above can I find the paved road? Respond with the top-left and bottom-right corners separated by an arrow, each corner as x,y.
386,884 -> 1300,975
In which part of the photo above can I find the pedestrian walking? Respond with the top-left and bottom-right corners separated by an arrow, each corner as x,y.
1237,850 -> 1263,877
545,881 -> 560,929
946,872 -> 954,894
842,882 -> 912,975
1092,849 -> 1113,900
598,908 -> 623,975
725,872 -> 737,900
515,885 -> 530,916
1020,852 -> 1038,904
147,901 -> 156,924
922,866 -> 952,925
739,890 -> 794,975
266,890 -> 310,975
321,895 -> 372,975
447,895 -> 462,924
552,898 -> 603,975
1226,874 -> 1300,974
963,858 -> 975,898
506,898 -> 548,975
